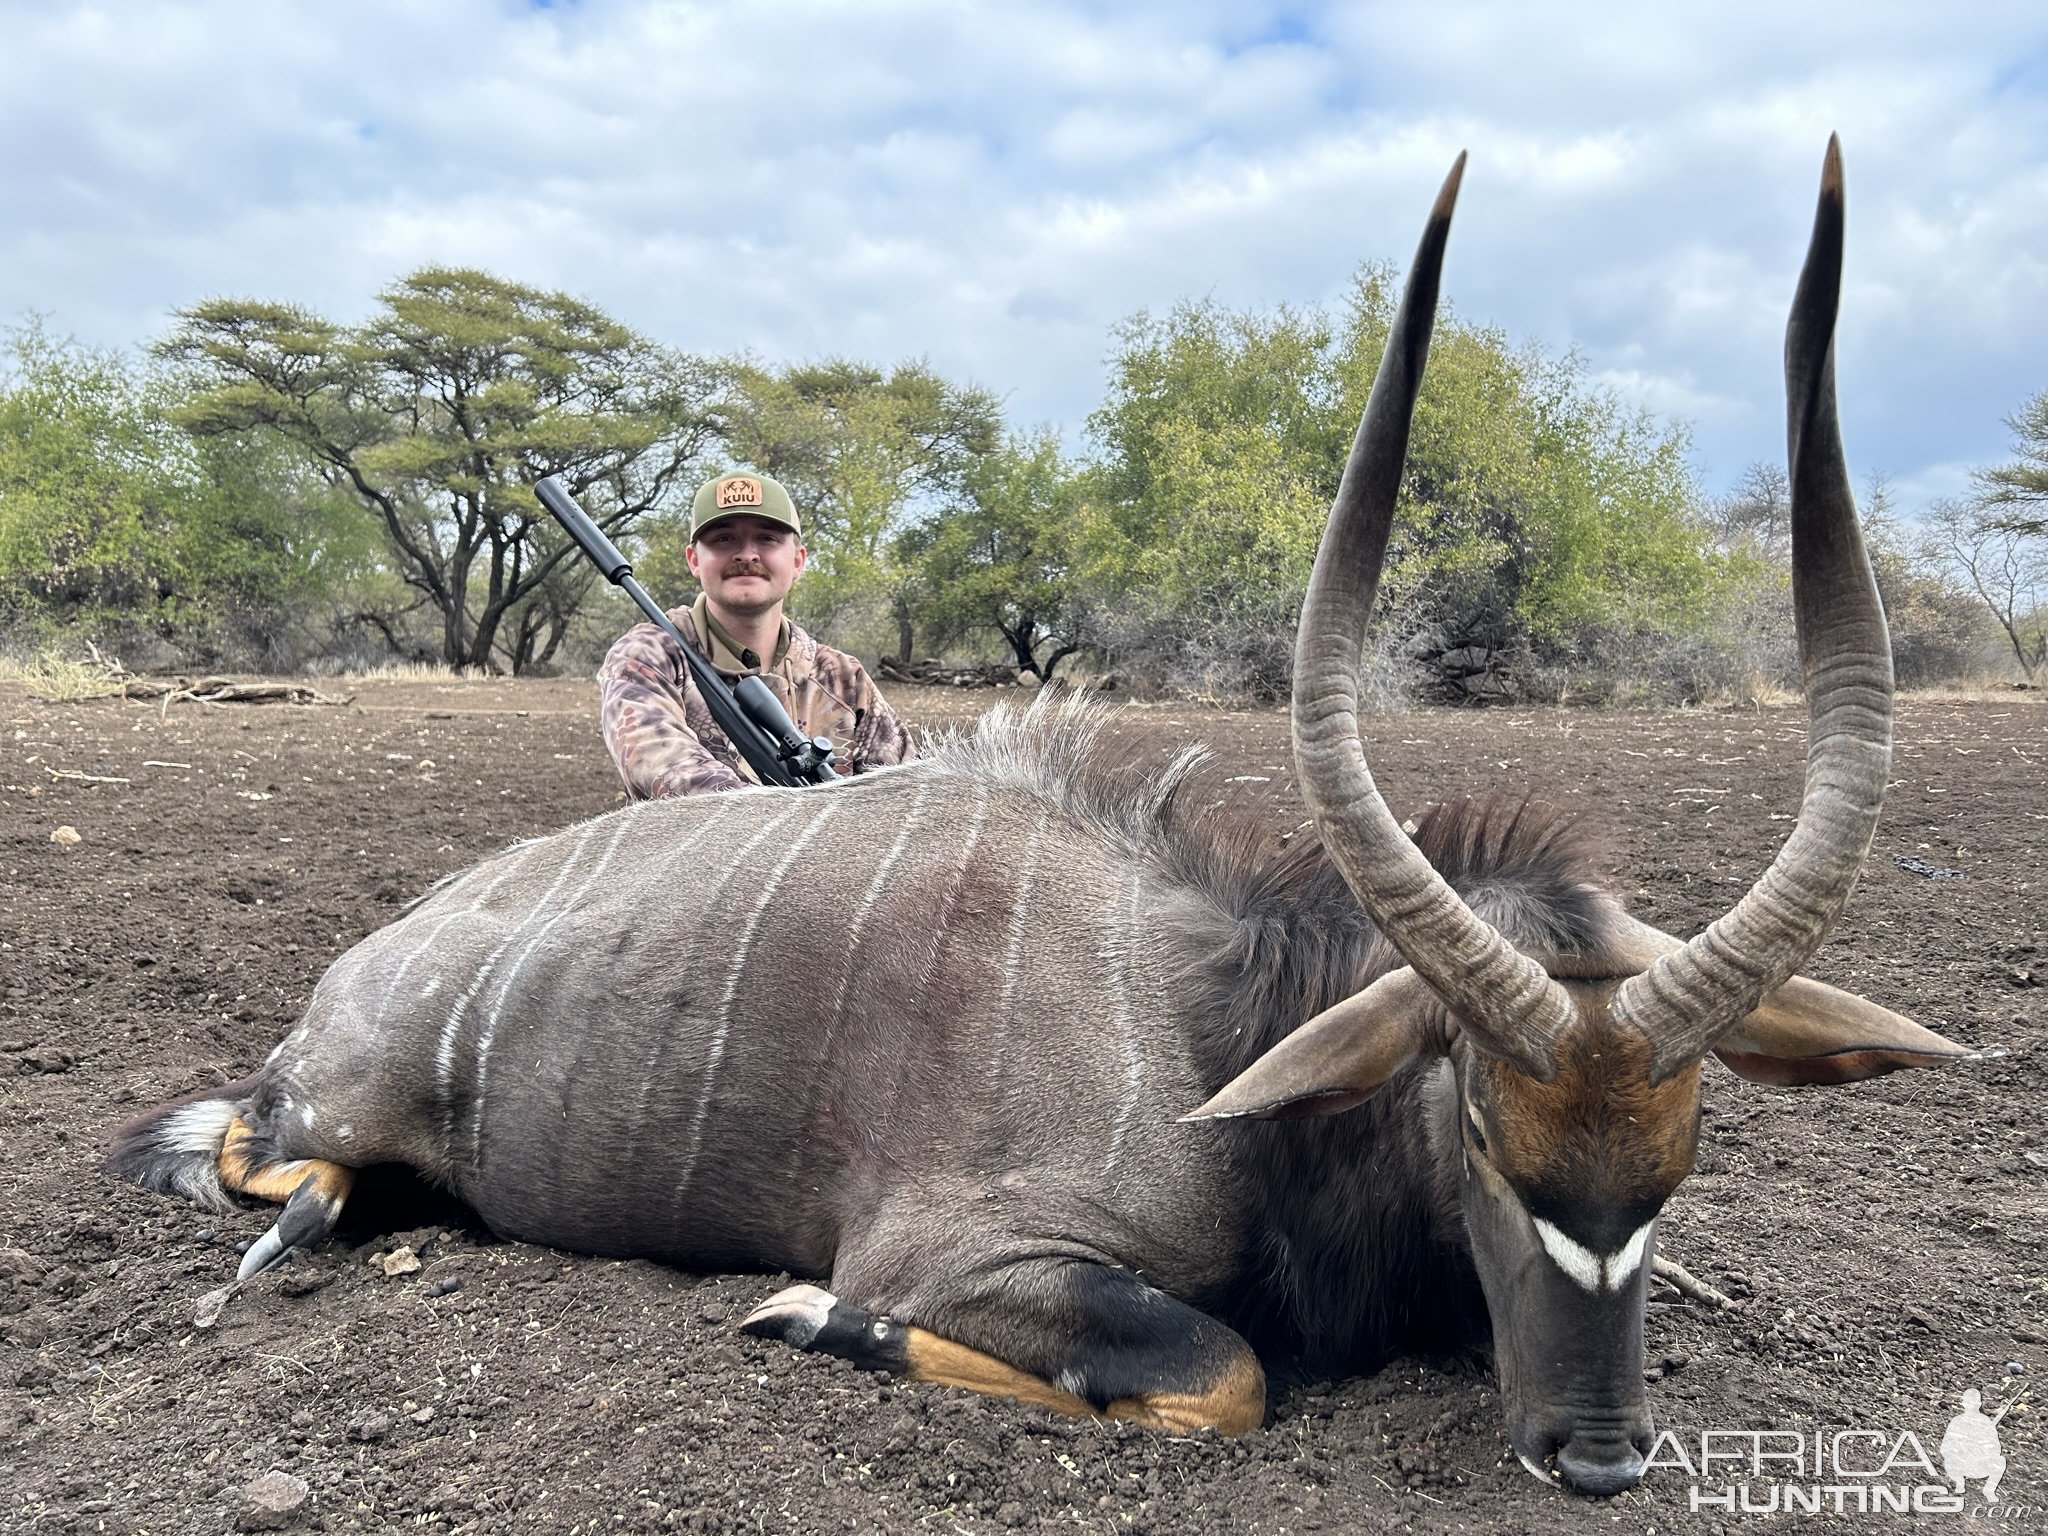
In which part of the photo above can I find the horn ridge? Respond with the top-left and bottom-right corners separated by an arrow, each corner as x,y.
1292,152 -> 1576,1079
1615,135 -> 1897,1079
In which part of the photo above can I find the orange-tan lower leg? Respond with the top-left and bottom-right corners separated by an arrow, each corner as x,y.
219,1115 -> 356,1280
742,1282 -> 1266,1435
219,1115 -> 354,1206
904,1326 -> 1266,1434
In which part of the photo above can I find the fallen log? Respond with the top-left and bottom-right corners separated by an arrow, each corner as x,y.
117,677 -> 353,707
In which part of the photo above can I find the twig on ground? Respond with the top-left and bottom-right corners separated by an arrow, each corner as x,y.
1652,1254 -> 1740,1311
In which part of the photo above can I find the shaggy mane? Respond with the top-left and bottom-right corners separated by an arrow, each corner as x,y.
923,695 -> 1612,985
920,692 -> 1220,863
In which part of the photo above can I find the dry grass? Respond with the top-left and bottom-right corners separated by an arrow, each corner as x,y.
1688,671 -> 1801,710
0,648 -> 130,702
1900,677 -> 2046,704
330,660 -> 461,682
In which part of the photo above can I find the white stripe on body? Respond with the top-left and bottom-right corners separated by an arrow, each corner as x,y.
600,790 -> 759,1153
464,815 -> 638,1168
374,848 -> 537,1017
913,783 -> 992,992
621,1022 -> 674,1177
624,794 -> 813,1217
673,797 -> 848,1197
763,780 -> 937,1188
985,809 -> 1051,1097
1101,868 -> 1149,1176
261,849 -> 544,1097
431,821 -> 606,1144
625,795 -> 810,1217
819,781 -> 936,1029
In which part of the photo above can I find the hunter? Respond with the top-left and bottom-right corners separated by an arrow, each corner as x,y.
599,471 -> 917,797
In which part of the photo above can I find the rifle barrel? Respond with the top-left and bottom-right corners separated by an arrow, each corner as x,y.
532,475 -> 804,788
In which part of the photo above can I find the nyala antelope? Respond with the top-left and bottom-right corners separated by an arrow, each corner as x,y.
111,140 -> 1981,1496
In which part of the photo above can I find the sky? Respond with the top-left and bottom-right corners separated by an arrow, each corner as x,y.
5,0 -> 2046,511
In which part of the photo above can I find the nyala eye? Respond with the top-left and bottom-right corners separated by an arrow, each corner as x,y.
1465,1107 -> 1489,1154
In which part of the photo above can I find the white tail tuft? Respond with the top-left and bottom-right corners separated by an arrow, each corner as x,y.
106,1081 -> 252,1214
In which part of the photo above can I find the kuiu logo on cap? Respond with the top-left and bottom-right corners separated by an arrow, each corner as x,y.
716,477 -> 764,509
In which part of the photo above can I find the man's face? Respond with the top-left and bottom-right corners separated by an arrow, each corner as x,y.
686,515 -> 807,621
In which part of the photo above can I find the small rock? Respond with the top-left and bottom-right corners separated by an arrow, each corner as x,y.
346,1409 -> 393,1442
50,826 -> 81,846
380,1246 -> 420,1277
425,1275 -> 461,1298
235,1469 -> 310,1530
194,1283 -> 238,1329
410,1406 -> 435,1424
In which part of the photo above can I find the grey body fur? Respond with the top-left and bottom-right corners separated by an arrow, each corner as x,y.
186,699 -> 1597,1371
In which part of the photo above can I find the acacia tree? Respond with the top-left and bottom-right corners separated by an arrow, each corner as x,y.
1973,385 -> 2048,537
900,433 -> 1093,681
711,360 -> 1001,655
1942,386 -> 2048,681
160,269 -> 726,672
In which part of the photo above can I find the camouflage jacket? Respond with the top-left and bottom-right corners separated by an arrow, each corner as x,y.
598,596 -> 917,798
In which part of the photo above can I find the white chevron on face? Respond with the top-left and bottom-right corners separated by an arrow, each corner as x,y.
1531,1216 -> 1654,1294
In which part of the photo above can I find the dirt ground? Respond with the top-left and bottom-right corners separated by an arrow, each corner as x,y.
1,676 -> 2041,1535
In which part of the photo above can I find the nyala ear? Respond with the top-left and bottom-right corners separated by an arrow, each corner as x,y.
1183,969 -> 1444,1121
1713,976 -> 1996,1086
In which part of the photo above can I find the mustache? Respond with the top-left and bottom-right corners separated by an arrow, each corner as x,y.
720,561 -> 771,579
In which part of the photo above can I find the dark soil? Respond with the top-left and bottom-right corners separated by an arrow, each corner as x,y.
2,677 -> 2041,1534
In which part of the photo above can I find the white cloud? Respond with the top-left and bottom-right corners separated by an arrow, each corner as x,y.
1889,460 -> 1981,512
3,0 -> 2045,504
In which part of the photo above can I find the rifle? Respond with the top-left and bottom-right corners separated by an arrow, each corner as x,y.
533,476 -> 838,787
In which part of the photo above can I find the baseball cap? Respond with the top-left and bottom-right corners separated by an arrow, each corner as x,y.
689,473 -> 802,540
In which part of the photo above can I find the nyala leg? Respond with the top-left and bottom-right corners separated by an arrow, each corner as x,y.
219,1116 -> 355,1279
743,1260 -> 1265,1435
